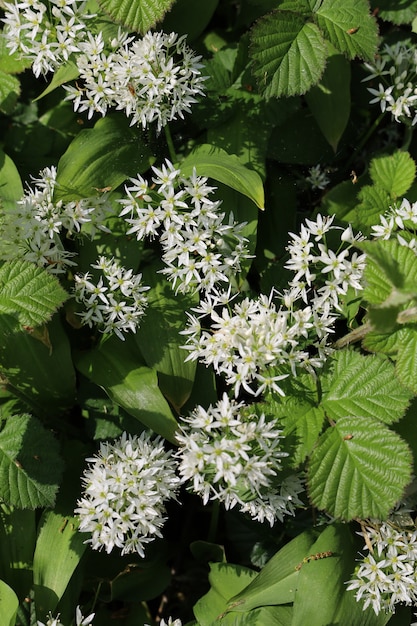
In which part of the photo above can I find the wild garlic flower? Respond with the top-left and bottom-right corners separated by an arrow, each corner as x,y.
37,606 -> 94,626
363,41 -> 417,125
119,161 -> 250,294
176,393 -> 304,526
64,31 -> 206,131
146,619 -> 182,626
0,166 -> 112,273
371,197 -> 417,253
346,521 -> 417,615
2,0 -> 92,77
306,165 -> 330,190
74,256 -> 149,340
75,432 -> 180,557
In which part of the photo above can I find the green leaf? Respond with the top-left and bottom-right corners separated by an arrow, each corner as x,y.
0,150 -> 23,212
34,60 -> 79,101
134,262 -> 197,413
321,350 -> 412,424
55,114 -> 154,202
96,0 -> 174,33
180,144 -> 265,209
377,0 -> 417,25
0,505 -> 36,601
292,524 -> 392,626
355,185 -> 391,232
369,151 -> 416,198
0,71 -> 20,115
314,0 -> 378,62
308,415 -> 412,520
305,50 -> 351,151
0,260 -> 68,328
0,580 -> 18,626
250,10 -> 327,97
75,336 -> 178,443
0,414 -> 64,509
161,0 -> 219,41
395,327 -> 417,393
0,34 -> 32,74
33,509 -> 87,618
227,529 -> 317,611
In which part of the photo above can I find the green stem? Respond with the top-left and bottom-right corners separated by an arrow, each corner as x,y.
401,124 -> 414,152
208,500 -> 220,543
164,124 -> 178,163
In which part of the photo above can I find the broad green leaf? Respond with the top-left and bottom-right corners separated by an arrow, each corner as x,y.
75,336 -> 178,443
321,179 -> 362,223
34,60 -> 79,101
55,114 -> 154,202
227,529 -> 317,611
0,580 -> 18,626
0,260 -> 68,328
0,414 -> 64,509
292,524 -> 392,626
0,505 -> 36,601
0,70 -> 20,115
321,350 -> 412,424
96,0 -> 174,33
33,509 -> 87,618
134,262 -> 197,413
305,50 -> 350,151
180,144 -> 265,209
369,151 -> 416,198
250,11 -> 327,97
355,185 -> 391,231
377,0 -> 417,25
0,34 -> 32,74
0,149 -> 23,212
314,0 -> 378,62
396,326 -> 417,394
0,315 -> 76,416
308,415 -> 412,520
362,327 -> 402,355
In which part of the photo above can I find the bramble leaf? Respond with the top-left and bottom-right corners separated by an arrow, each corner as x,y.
0,260 -> 68,327
96,0 -> 174,33
369,151 -> 416,198
321,350 -> 412,424
0,413 -> 64,509
308,415 -> 412,520
395,327 -> 417,394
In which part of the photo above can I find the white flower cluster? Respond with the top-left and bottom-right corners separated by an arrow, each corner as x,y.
306,165 -> 330,190
181,215 -> 365,398
176,393 -> 304,526
119,160 -> 250,294
0,167 -> 112,274
74,256 -> 150,340
346,521 -> 417,615
64,31 -> 205,131
371,197 -> 417,252
75,432 -> 180,557
364,41 -> 417,125
2,0 -> 92,77
37,606 -> 94,626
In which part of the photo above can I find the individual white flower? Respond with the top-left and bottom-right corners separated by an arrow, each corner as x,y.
306,165 -> 330,190
75,606 -> 95,626
75,432 -> 180,557
145,619 -> 182,626
37,613 -> 63,626
176,393 -> 304,525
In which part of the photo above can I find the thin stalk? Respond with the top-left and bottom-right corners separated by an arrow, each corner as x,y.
164,124 -> 177,163
401,124 -> 414,152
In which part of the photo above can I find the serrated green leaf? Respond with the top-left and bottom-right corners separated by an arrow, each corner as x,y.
305,49 -> 351,151
395,326 -> 417,393
34,60 -> 79,101
0,70 -> 20,115
55,114 -> 154,202
0,414 -> 64,509
180,144 -> 265,209
0,580 -> 18,626
250,10 -> 327,97
96,0 -> 174,33
377,0 -> 417,25
308,415 -> 412,520
314,0 -> 378,61
273,398 -> 326,466
362,327 -> 402,355
321,350 -> 411,424
369,151 -> 416,198
0,260 -> 68,327
75,336 -> 178,443
355,185 -> 391,232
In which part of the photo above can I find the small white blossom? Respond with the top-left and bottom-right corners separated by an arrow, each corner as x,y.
306,165 -> 330,190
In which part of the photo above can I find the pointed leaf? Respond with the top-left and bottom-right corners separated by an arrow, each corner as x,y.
0,414 -> 64,509
34,60 -> 79,101
314,0 -> 378,62
369,151 -> 416,198
96,0 -> 174,33
0,260 -> 68,327
396,327 -> 417,394
0,580 -> 18,626
55,114 -> 154,202
321,350 -> 412,424
75,337 -> 178,443
308,415 -> 412,520
250,10 -> 327,97
0,149 -> 23,212
180,144 -> 265,209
